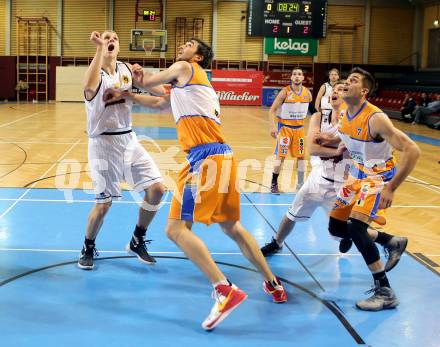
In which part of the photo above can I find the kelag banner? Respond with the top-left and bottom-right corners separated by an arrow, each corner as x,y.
211,70 -> 264,105
264,38 -> 318,56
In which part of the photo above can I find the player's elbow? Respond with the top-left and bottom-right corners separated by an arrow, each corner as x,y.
410,142 -> 421,159
404,140 -> 421,160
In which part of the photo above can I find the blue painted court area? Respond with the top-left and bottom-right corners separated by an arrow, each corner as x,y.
405,132 -> 440,147
132,126 -> 177,140
0,188 -> 439,347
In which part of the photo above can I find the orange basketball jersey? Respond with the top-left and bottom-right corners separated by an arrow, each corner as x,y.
170,63 -> 225,152
277,85 -> 312,127
338,101 -> 395,177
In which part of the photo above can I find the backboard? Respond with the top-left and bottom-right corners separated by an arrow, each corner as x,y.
130,29 -> 167,52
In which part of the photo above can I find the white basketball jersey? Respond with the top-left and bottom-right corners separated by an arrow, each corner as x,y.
85,61 -> 133,137
320,82 -> 333,112
319,110 -> 349,182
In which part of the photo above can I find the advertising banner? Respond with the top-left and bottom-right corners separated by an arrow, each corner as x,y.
264,38 -> 318,56
211,70 -> 263,105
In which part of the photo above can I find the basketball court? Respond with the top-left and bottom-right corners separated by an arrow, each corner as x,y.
1,0 -> 440,346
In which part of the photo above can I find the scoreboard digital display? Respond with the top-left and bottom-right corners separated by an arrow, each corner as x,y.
248,0 -> 327,38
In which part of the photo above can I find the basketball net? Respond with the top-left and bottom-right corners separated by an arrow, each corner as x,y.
143,39 -> 155,56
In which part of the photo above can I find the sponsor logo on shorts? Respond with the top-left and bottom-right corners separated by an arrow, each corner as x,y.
298,137 -> 304,155
279,136 -> 290,146
333,197 -> 348,209
356,182 -> 370,206
341,186 -> 351,198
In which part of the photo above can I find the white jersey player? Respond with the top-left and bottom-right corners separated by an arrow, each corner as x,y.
261,81 -> 400,258
315,68 -> 340,116
78,30 -> 165,270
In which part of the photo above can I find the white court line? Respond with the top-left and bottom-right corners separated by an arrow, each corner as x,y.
0,109 -> 47,128
0,248 -> 391,257
0,197 -> 438,208
0,141 -> 273,149
0,139 -> 82,220
0,141 -> 87,145
408,175 -> 440,194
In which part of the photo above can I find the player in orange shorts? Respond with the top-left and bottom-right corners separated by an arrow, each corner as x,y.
269,68 -> 312,193
320,67 -> 420,311
106,38 -> 287,330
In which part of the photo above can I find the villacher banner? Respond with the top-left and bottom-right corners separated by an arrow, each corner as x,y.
211,70 -> 263,105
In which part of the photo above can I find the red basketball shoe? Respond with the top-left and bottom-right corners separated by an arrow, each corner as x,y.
201,283 -> 248,331
263,277 -> 287,303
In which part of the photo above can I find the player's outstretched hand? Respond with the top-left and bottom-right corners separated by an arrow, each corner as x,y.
103,88 -> 129,104
132,64 -> 144,84
90,31 -> 104,47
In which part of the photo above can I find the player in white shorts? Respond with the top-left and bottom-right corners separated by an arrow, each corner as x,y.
78,31 -> 165,270
261,81 -> 407,270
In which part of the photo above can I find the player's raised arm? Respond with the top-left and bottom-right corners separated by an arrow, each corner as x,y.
133,61 -> 191,90
128,63 -> 166,96
103,88 -> 170,109
369,113 -> 421,208
314,84 -> 325,112
83,32 -> 105,100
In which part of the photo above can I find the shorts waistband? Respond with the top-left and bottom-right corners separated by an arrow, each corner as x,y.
189,142 -> 227,152
322,176 -> 335,183
101,129 -> 132,135
278,123 -> 304,130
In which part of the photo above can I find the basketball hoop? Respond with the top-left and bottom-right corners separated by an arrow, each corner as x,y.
143,39 -> 155,56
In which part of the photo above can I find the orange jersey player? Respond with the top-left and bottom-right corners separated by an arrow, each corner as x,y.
108,38 -> 288,331
269,68 -> 312,193
322,67 -> 420,311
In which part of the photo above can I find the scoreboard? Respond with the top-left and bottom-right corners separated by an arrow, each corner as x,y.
248,0 -> 327,38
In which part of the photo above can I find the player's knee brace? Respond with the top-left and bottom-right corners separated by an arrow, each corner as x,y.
328,217 -> 349,238
347,218 -> 380,265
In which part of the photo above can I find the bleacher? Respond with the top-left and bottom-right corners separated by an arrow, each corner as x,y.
369,71 -> 440,125
369,90 -> 438,111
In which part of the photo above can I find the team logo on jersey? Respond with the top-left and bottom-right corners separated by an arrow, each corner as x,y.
298,137 -> 304,154
356,183 -> 370,206
122,75 -> 130,84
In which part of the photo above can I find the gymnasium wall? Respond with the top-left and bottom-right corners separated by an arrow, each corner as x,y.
369,6 -> 414,65
422,4 -> 439,69
11,0 -> 58,56
217,1 -> 261,62
63,0 -> 108,56
165,0 -> 213,59
0,1 -> 6,55
1,0 -> 430,67
317,4 -> 364,65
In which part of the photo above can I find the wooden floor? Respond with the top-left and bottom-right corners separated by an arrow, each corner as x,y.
0,102 -> 439,268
